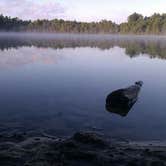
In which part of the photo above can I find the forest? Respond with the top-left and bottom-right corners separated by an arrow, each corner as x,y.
0,13 -> 166,34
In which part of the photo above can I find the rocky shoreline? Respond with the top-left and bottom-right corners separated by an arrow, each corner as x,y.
0,131 -> 166,166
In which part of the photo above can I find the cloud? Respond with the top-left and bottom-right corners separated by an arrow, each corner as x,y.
0,0 -> 66,20
62,0 -> 166,23
0,0 -> 165,23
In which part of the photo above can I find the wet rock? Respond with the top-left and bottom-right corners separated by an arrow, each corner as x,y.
150,161 -> 165,166
73,132 -> 108,147
64,150 -> 97,161
0,131 -> 166,166
61,140 -> 78,149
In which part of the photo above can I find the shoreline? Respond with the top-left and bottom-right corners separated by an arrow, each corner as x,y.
1,131 -> 166,166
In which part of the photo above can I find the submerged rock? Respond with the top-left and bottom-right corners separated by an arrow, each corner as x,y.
106,81 -> 143,116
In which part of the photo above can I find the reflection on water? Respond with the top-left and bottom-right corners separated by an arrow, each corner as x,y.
0,33 -> 166,59
0,33 -> 166,141
0,47 -> 60,69
106,81 -> 143,117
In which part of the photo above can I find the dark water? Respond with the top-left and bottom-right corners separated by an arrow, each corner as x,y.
0,33 -> 166,141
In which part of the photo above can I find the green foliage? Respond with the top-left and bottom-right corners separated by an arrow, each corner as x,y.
128,13 -> 143,22
0,13 -> 166,34
119,13 -> 166,34
0,14 -> 30,31
25,19 -> 118,33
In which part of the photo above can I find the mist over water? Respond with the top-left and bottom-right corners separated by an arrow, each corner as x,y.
0,33 -> 166,140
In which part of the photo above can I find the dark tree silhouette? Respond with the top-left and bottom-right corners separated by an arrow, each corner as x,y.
0,13 -> 166,34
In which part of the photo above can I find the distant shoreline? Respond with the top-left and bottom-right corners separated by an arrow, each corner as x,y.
0,13 -> 166,35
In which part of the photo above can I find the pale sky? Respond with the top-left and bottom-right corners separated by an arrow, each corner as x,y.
0,0 -> 165,23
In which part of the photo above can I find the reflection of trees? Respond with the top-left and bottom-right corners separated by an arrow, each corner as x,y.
124,41 -> 166,59
0,34 -> 166,59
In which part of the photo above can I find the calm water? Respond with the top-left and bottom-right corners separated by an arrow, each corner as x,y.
0,33 -> 166,140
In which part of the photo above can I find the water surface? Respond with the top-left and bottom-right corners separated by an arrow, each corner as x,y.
0,33 -> 166,140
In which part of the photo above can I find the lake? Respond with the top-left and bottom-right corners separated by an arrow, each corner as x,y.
0,33 -> 166,141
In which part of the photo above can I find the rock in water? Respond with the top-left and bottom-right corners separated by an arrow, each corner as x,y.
105,81 -> 143,116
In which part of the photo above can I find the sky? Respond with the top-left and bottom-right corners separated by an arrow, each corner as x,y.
0,0 -> 165,23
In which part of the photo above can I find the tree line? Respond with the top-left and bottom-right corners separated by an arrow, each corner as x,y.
0,13 -> 166,34
0,15 -> 30,31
